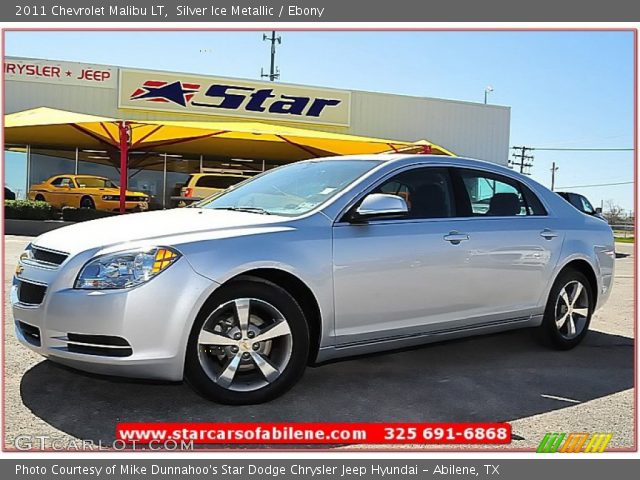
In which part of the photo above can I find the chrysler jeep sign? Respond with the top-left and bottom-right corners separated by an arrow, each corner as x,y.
118,69 -> 351,126
5,57 -> 115,88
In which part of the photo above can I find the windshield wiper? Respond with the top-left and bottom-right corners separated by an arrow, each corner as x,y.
211,206 -> 272,215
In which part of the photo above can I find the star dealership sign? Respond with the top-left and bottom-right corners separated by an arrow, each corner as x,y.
130,81 -> 201,107
119,69 -> 351,126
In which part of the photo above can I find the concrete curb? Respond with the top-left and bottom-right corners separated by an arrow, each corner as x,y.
4,219 -> 75,237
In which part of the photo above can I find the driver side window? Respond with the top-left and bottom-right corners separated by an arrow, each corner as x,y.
60,178 -> 75,188
51,177 -> 74,188
373,167 -> 455,219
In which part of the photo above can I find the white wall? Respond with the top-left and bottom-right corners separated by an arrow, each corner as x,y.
350,91 -> 510,164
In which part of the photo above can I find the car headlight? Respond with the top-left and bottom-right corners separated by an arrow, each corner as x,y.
19,243 -> 34,262
75,247 -> 180,290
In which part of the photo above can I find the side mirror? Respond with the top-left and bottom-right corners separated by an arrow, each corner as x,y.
352,193 -> 409,222
595,207 -> 603,214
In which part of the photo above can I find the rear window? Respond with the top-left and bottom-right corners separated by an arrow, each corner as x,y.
195,175 -> 245,189
455,168 -> 547,216
76,177 -> 116,188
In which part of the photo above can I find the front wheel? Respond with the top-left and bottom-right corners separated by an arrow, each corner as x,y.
184,278 -> 309,404
80,196 -> 95,209
537,269 -> 594,350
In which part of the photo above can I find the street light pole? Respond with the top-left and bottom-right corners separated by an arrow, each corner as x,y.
484,85 -> 494,104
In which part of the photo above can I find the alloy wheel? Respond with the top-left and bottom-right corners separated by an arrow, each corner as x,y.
197,298 -> 293,392
554,280 -> 590,340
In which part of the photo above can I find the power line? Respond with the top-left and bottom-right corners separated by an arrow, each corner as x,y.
555,181 -> 634,189
509,146 -> 534,175
531,147 -> 633,152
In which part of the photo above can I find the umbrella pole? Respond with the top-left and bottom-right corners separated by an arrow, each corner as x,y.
118,121 -> 129,214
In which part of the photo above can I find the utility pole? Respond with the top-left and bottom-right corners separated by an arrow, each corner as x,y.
261,31 -> 281,81
509,146 -> 534,175
550,162 -> 559,191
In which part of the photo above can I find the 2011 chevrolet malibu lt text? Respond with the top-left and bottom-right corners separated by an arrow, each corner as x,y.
12,155 -> 615,404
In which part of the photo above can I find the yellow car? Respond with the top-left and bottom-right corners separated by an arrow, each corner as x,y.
180,172 -> 249,201
28,175 -> 149,212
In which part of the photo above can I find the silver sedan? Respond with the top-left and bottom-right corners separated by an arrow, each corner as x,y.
12,155 -> 615,404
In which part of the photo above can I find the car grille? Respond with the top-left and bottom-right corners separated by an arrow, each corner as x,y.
17,321 -> 41,346
31,246 -> 68,267
65,333 -> 133,357
107,196 -> 145,202
16,279 -> 47,305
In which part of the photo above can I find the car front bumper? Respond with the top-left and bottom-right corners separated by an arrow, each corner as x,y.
97,200 -> 149,212
12,253 -> 216,381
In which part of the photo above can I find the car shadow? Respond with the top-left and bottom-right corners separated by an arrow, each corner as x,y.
18,329 -> 633,445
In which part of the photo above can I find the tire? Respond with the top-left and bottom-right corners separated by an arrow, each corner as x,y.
80,196 -> 95,209
537,269 -> 594,350
34,194 -> 45,202
185,278 -> 309,404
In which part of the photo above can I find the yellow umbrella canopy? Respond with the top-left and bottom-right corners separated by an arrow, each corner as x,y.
390,139 -> 457,156
5,107 -> 454,162
5,107 -> 118,150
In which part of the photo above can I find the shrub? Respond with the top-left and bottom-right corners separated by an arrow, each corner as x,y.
4,200 -> 56,220
61,207 -> 118,222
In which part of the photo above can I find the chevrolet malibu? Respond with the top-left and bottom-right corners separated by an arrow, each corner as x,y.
12,155 -> 615,404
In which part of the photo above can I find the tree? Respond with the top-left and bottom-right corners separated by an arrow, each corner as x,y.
603,199 -> 627,225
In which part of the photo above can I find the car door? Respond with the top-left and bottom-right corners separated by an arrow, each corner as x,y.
446,167 -> 565,321
332,166 -> 486,345
61,177 -> 79,207
46,176 -> 74,208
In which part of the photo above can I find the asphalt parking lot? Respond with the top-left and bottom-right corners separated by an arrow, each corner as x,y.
2,235 -> 635,451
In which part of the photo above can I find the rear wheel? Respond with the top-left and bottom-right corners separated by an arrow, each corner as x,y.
537,269 -> 593,350
184,278 -> 309,404
80,196 -> 95,209
34,194 -> 45,202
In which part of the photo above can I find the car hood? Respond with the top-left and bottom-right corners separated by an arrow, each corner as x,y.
34,208 -> 290,256
89,187 -> 145,196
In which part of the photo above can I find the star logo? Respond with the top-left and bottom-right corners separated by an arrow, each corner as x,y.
130,80 -> 200,107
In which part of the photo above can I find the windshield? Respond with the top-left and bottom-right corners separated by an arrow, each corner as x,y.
197,160 -> 381,216
76,177 -> 117,188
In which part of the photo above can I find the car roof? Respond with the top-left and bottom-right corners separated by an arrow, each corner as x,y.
191,172 -> 248,177
49,174 -> 108,179
73,174 -> 109,179
310,153 -> 515,174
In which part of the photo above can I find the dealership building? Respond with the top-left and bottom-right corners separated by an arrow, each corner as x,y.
4,56 -> 511,208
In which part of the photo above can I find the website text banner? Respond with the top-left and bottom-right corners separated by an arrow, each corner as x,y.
3,0 -> 640,22
115,422 -> 511,444
4,460 -> 640,479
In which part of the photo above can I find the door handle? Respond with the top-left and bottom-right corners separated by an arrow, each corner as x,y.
540,229 -> 558,239
443,232 -> 470,244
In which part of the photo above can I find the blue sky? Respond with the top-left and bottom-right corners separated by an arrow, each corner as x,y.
4,30 -> 635,211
